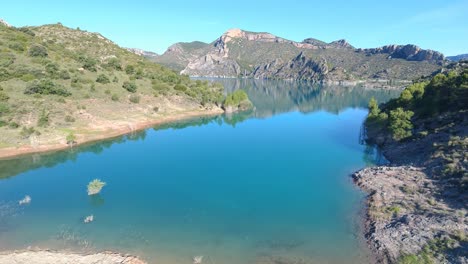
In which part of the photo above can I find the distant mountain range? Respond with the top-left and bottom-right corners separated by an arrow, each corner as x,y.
152,29 -> 447,83
447,54 -> 468,61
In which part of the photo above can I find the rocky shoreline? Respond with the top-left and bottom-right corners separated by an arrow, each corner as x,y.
353,166 -> 467,263
0,250 -> 146,264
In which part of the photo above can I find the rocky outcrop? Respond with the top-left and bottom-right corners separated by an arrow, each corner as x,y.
360,44 -> 445,62
354,166 -> 467,264
252,52 -> 329,81
0,19 -> 11,28
126,48 -> 158,59
329,39 -> 354,49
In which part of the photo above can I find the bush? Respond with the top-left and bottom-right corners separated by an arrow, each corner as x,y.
58,70 -> 70,80
122,81 -> 137,93
0,92 -> 9,101
66,132 -> 76,145
96,74 -> 110,84
87,179 -> 106,195
104,58 -> 122,70
28,44 -> 48,57
45,63 -> 59,76
20,127 -> 36,139
125,65 -> 135,75
129,94 -> 140,104
0,103 -> 10,116
65,115 -> 75,122
8,122 -> 19,129
24,79 -> 71,97
111,94 -> 119,101
174,84 -> 187,92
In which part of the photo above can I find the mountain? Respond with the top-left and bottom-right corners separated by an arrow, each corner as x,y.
447,54 -> 468,61
154,29 -> 446,83
0,21 -> 243,157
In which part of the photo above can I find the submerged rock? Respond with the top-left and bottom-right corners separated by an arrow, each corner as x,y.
192,255 -> 203,264
18,196 -> 31,205
83,215 -> 94,224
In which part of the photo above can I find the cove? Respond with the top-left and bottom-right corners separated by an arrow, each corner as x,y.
0,80 -> 400,264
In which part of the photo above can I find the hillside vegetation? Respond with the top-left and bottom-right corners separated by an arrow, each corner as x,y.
359,62 -> 467,263
0,23 -> 227,154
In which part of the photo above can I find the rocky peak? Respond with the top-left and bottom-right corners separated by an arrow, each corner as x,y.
302,38 -> 327,46
0,18 -> 12,27
329,39 -> 354,49
361,44 -> 445,62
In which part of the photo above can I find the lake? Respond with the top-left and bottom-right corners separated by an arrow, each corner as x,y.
0,80 -> 400,264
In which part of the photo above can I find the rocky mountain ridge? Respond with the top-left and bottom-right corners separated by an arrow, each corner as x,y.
154,29 -> 446,83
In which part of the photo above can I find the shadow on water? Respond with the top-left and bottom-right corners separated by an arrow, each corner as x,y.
0,80 -> 400,180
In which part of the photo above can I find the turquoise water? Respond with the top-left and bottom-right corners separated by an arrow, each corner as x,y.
0,81 -> 398,264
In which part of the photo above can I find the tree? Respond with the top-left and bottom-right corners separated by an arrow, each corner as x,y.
368,97 -> 380,118
389,107 -> 414,141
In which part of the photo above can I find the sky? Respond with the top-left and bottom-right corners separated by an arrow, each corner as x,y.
2,0 -> 467,56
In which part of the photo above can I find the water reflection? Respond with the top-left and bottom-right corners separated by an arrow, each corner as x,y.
0,80 -> 400,180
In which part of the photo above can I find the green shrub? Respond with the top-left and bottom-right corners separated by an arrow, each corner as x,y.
37,109 -> 49,127
104,58 -> 122,70
66,132 -> 76,145
0,103 -> 10,116
112,76 -> 119,83
58,70 -> 70,80
20,127 -> 36,139
174,84 -> 187,92
122,81 -> 137,93
111,94 -> 119,101
28,44 -> 48,57
0,92 -> 9,101
125,65 -> 135,75
129,94 -> 140,104
45,63 -> 59,76
65,115 -> 75,122
8,122 -> 19,129
96,74 -> 110,84
24,79 -> 71,97
104,89 -> 111,94
9,42 -> 25,52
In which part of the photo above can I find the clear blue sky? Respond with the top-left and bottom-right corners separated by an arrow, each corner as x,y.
2,0 -> 467,56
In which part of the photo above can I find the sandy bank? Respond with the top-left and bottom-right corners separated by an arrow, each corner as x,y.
0,250 -> 146,264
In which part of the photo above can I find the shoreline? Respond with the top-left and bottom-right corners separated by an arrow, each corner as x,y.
0,108 -> 224,160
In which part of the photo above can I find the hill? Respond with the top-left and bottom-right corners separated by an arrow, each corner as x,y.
154,28 -> 445,83
354,62 -> 467,263
0,21 -> 245,158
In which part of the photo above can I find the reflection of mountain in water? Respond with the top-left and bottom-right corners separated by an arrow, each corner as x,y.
0,80 -> 400,179
213,78 -> 401,118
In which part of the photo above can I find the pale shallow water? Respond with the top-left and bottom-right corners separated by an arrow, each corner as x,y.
0,80 -> 399,264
